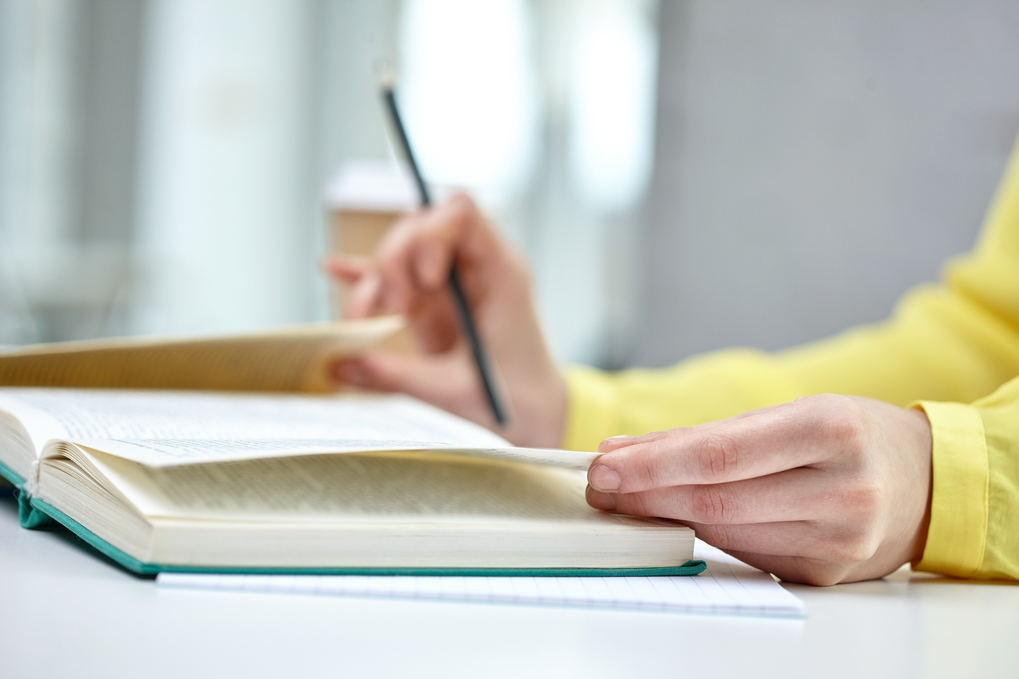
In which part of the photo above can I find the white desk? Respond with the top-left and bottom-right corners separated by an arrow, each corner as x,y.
1,495 -> 1016,678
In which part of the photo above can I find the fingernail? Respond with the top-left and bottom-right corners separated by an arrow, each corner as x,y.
586,487 -> 616,511
598,435 -> 637,453
335,361 -> 369,385
589,464 -> 621,492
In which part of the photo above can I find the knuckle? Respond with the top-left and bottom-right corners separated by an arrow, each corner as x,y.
814,395 -> 867,448
692,432 -> 740,481
837,478 -> 884,519
636,432 -> 686,488
825,529 -> 880,564
690,485 -> 735,524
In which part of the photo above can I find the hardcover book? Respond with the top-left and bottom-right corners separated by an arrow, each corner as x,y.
0,321 -> 700,576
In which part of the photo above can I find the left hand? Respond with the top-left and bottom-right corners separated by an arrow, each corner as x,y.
325,195 -> 566,448
585,394 -> 933,585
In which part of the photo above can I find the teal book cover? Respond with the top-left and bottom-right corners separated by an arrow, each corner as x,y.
0,461 -> 705,578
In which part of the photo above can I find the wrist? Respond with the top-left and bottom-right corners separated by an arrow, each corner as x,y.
513,371 -> 568,449
907,406 -> 934,565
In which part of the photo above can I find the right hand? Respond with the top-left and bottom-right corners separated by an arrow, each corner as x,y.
326,194 -> 567,448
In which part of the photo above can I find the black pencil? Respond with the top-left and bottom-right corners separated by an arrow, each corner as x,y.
377,70 -> 508,427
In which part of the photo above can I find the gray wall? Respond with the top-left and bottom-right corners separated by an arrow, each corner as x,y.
634,1 -> 1019,367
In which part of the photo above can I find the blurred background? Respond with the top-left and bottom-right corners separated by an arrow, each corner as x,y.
1,0 -> 1018,370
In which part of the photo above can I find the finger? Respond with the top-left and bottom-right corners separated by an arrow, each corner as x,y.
687,520 -> 878,567
333,352 -> 435,394
595,405 -> 783,454
324,254 -> 372,283
597,431 -> 667,454
404,286 -> 461,354
585,467 -> 835,524
375,221 -> 420,312
332,350 -> 489,423
590,397 -> 854,492
719,550 -> 841,586
409,193 -> 481,290
371,195 -> 481,311
345,270 -> 383,318
685,522 -> 818,558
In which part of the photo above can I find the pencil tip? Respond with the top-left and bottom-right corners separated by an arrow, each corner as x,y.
374,59 -> 396,90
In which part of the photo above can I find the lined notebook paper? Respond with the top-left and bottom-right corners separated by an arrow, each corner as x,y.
156,542 -> 804,617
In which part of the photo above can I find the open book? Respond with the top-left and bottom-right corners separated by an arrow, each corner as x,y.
0,389 -> 699,576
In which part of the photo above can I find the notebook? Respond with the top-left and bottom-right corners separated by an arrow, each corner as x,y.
157,541 -> 804,617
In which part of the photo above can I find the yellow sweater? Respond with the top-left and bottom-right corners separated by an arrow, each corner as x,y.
564,140 -> 1019,581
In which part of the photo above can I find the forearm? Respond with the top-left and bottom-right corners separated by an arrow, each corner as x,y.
564,266 -> 1019,452
775,283 -> 1019,407
563,349 -> 804,451
564,136 -> 1019,452
563,284 -> 1019,452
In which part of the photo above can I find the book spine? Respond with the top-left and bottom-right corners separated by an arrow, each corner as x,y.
0,461 -> 58,529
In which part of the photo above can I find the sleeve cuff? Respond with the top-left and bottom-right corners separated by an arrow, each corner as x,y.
911,399 -> 989,577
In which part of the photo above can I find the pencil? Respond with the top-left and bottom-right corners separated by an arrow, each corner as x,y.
377,69 -> 508,427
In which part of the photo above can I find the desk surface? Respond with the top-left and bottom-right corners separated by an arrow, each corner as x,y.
1,495 -> 1016,679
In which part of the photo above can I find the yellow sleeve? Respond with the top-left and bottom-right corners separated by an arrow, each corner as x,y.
913,376 -> 1019,580
564,137 -> 1019,452
564,350 -> 804,452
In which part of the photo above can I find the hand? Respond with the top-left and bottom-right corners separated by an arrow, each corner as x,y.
585,394 -> 933,585
326,194 -> 567,448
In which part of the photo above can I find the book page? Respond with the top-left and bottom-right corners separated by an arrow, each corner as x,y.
0,316 -> 401,392
11,388 -> 594,468
9,389 -> 498,461
76,448 -> 612,525
0,393 -> 71,471
78,439 -> 596,469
